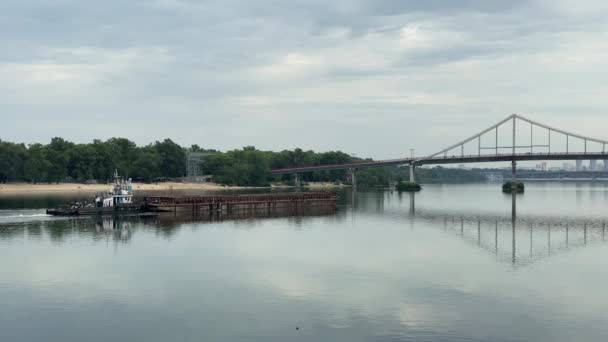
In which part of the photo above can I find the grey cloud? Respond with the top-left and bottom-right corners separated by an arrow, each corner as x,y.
1,0 -> 608,159
355,0 -> 528,15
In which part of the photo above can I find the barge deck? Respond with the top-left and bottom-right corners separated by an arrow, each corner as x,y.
145,192 -> 337,213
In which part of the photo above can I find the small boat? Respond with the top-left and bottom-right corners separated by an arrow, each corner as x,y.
46,170 -> 144,216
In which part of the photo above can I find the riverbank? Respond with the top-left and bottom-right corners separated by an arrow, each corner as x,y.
272,182 -> 350,189
0,182 -> 249,194
0,182 -> 348,195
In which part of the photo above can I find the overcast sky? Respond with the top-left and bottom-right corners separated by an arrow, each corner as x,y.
2,0 -> 608,159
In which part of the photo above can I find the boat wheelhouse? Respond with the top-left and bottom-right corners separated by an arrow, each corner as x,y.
98,170 -> 134,208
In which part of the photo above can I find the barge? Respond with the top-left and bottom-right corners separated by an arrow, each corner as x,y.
145,192 -> 337,213
46,172 -> 337,216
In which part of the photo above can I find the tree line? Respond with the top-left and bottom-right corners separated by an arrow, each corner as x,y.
0,138 -> 186,183
0,138 -> 486,186
202,146 -> 355,186
201,147 -> 486,186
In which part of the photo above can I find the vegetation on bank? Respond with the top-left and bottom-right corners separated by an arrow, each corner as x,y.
0,138 -> 186,183
0,138 -> 487,186
202,147 -> 353,186
502,181 -> 525,193
396,180 -> 421,192
414,167 -> 487,183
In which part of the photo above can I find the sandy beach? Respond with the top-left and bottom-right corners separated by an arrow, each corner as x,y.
0,182 -> 347,195
0,182 -> 248,195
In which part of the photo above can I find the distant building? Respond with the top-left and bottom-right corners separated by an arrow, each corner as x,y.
480,171 -> 503,182
576,160 -> 583,172
604,160 -> 608,170
534,162 -> 548,171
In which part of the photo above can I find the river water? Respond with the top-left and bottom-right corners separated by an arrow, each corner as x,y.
1,182 -> 608,342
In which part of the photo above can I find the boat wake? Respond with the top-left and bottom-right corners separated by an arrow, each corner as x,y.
0,210 -> 53,224
2,213 -> 49,218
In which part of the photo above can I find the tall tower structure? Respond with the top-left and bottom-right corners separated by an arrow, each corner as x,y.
186,151 -> 210,181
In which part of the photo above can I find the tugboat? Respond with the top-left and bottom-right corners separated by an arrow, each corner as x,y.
46,170 -> 144,216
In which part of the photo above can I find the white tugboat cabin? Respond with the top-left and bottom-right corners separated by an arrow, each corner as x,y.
97,170 -> 134,208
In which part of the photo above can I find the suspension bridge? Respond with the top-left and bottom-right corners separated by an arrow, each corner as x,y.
271,114 -> 608,187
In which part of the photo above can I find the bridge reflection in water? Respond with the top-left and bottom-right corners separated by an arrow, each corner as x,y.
90,191 -> 607,268
2,190 -> 606,268
347,190 -> 608,268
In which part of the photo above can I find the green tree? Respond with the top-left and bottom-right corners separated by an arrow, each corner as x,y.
24,144 -> 51,183
106,138 -> 138,176
131,148 -> 161,182
45,137 -> 74,183
89,140 -> 114,181
67,144 -> 95,182
154,139 -> 186,178
0,141 -> 27,183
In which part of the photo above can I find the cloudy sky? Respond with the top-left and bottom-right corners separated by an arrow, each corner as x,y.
2,0 -> 608,159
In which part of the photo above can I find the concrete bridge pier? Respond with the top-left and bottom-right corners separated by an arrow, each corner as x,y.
409,164 -> 416,183
293,173 -> 301,188
504,160 -> 524,193
511,160 -> 517,182
348,168 -> 357,189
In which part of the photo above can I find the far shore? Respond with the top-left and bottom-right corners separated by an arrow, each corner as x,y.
0,181 -> 348,195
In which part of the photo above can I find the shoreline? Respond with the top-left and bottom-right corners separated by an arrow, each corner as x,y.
0,182 -> 348,196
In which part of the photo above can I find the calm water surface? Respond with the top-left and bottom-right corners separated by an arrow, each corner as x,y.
1,182 -> 608,341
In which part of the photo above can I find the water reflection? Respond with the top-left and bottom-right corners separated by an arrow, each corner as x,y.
3,190 -> 606,269
2,185 -> 608,342
95,217 -> 133,244
381,191 -> 608,268
0,206 -> 338,245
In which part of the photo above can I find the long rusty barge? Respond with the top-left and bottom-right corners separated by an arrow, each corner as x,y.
145,192 -> 337,213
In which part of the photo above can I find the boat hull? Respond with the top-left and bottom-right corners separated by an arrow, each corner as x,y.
46,205 -> 143,216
